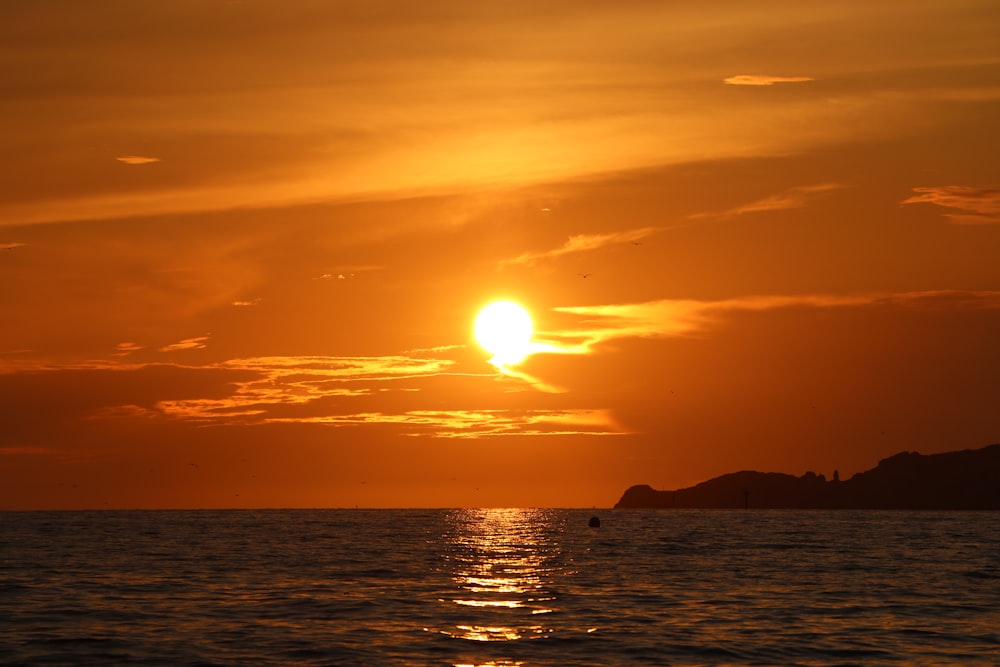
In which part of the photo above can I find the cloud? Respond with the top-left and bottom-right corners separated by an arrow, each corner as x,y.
264,408 -> 623,439
159,336 -> 210,352
691,183 -> 843,219
115,156 -> 160,165
0,355 -> 467,434
4,289 -> 997,443
484,358 -> 567,395
0,364 -> 262,442
501,227 -> 656,267
89,354 -> 621,438
113,342 -> 144,356
221,355 -> 459,381
901,186 -> 1000,224
541,290 -> 1000,353
1,242 -> 27,250
4,3 -> 997,228
724,75 -> 815,86
150,355 -> 468,422
315,265 -> 381,281
404,344 -> 465,355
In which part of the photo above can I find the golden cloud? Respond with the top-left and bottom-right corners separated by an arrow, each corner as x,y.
115,156 -> 161,165
113,342 -> 144,356
139,354 -> 622,438
159,336 -> 210,353
902,186 -> 1000,224
690,183 -> 843,219
151,355 -> 466,423
724,75 -> 815,86
544,290 -> 1000,352
263,408 -> 623,438
501,227 -> 657,267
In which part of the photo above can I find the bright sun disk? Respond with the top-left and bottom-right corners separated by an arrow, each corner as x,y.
475,301 -> 533,365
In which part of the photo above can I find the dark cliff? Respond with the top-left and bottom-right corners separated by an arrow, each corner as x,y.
614,444 -> 1000,509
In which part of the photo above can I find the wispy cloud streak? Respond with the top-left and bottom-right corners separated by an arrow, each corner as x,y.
501,227 -> 656,267
113,342 -> 144,356
902,186 -> 1000,224
265,408 -> 623,438
542,290 -> 1000,353
115,156 -> 160,165
690,183 -> 843,220
152,355 -> 450,419
159,336 -> 210,353
139,353 -> 623,436
724,75 -> 815,86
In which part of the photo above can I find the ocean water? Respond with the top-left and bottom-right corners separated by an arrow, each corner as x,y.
1,509 -> 998,666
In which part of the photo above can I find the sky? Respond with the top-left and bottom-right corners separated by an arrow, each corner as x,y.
1,0 -> 999,509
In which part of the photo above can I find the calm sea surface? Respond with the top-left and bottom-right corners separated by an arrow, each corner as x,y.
1,509 -> 998,666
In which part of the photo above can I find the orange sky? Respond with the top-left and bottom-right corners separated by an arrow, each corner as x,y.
2,1 -> 999,509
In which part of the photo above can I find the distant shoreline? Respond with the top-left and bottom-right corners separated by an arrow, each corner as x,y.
614,444 -> 1000,510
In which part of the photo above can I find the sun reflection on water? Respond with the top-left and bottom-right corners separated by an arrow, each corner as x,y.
435,508 -> 563,650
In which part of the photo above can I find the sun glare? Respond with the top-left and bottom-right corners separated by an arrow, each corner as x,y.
475,301 -> 533,365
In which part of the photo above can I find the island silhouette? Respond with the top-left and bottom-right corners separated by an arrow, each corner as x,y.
614,443 -> 1000,509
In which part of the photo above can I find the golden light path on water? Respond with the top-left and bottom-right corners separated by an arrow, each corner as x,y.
431,507 -> 595,664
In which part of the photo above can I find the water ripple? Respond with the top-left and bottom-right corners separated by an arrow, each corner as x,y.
2,509 -> 999,665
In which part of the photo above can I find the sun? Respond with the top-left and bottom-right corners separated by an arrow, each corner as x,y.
474,301 -> 533,365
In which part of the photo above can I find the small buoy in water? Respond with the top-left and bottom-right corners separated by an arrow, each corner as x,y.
588,516 -> 601,528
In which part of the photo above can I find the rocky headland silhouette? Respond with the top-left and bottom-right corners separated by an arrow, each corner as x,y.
614,444 -> 1000,510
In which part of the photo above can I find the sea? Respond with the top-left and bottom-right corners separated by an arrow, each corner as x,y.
1,509 -> 998,666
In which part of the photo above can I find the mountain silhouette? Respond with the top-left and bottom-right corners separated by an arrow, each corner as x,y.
614,444 -> 1000,509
